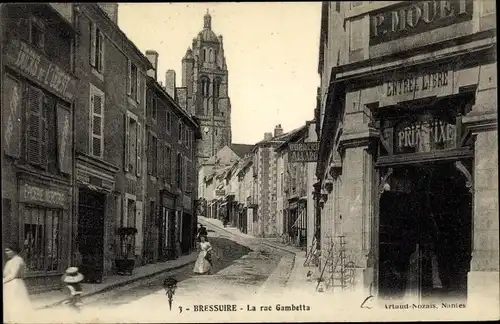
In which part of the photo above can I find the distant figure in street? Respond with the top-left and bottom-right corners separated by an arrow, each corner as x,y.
197,225 -> 208,242
62,267 -> 84,312
3,243 -> 33,323
193,235 -> 213,275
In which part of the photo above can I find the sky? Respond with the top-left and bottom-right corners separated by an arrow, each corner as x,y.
118,2 -> 321,145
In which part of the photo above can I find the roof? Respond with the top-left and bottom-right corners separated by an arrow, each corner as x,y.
254,125 -> 307,149
275,125 -> 309,152
229,144 -> 254,158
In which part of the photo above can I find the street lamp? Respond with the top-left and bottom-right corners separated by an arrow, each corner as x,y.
163,276 -> 178,310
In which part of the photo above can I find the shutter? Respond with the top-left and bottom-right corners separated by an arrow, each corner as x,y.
97,30 -> 104,73
126,59 -> 131,96
3,75 -> 22,158
91,93 -> 103,157
124,114 -> 129,171
90,22 -> 96,67
26,86 -> 43,165
147,132 -> 152,175
183,157 -> 187,191
136,122 -> 142,177
122,196 -> 128,227
56,104 -> 72,174
156,138 -> 161,178
137,71 -> 141,103
135,201 -> 143,255
40,96 -> 49,169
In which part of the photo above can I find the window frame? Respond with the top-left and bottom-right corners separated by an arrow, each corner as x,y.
164,143 -> 172,184
30,16 -> 45,50
127,59 -> 140,103
124,111 -> 140,175
166,111 -> 172,134
90,22 -> 104,74
147,130 -> 158,178
89,84 -> 105,158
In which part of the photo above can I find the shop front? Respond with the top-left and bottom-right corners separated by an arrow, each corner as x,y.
159,190 -> 176,260
182,193 -> 194,254
373,88 -> 475,302
18,178 -> 72,292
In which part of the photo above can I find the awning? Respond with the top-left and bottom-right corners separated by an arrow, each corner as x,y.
292,211 -> 307,229
79,183 -> 112,194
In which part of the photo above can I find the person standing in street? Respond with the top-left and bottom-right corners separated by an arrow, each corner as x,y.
193,235 -> 213,275
3,243 -> 33,323
62,267 -> 84,312
197,225 -> 208,242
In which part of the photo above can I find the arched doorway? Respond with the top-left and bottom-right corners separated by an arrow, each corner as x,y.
378,161 -> 472,301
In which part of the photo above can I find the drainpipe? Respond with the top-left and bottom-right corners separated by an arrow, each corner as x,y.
70,3 -> 78,267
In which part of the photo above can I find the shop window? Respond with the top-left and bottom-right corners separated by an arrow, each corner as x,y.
23,206 -> 61,272
26,86 -> 48,168
90,22 -> 104,74
147,131 -> 158,177
90,85 -> 104,158
124,112 -> 141,176
30,17 -> 45,50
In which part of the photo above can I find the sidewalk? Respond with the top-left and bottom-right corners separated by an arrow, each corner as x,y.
31,252 -> 197,310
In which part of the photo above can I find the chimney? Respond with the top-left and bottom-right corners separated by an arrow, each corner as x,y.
98,3 -> 118,24
145,50 -> 158,80
264,132 -> 273,141
274,124 -> 283,137
165,70 -> 176,99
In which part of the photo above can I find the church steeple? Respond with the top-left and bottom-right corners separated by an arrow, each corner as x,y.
204,9 -> 212,29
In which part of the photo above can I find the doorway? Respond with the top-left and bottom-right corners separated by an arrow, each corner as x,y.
77,188 -> 106,283
378,162 -> 472,301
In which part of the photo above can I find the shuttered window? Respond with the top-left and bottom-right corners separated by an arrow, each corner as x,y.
90,85 -> 104,158
124,113 -> 139,173
127,59 -> 140,102
176,153 -> 182,188
90,22 -> 104,73
26,86 -> 48,168
166,111 -> 172,133
147,132 -> 158,177
165,145 -> 172,184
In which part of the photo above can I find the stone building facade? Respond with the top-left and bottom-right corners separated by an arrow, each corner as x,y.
72,3 -> 152,282
180,11 -> 232,165
143,50 -> 201,264
1,3 -> 77,292
316,0 -> 497,307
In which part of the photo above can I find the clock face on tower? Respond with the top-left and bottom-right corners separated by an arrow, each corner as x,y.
204,126 -> 209,133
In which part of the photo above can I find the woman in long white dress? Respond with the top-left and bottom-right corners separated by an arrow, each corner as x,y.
193,235 -> 213,275
3,243 -> 33,323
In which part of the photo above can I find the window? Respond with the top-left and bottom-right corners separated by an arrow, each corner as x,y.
214,79 -> 221,97
184,127 -> 188,147
147,131 -> 158,177
90,22 -> 104,73
124,112 -> 141,176
209,48 -> 215,62
90,85 -> 104,158
153,97 -> 158,120
166,112 -> 172,133
26,86 -> 48,168
335,2 -> 341,12
176,153 -> 182,188
164,144 -> 172,184
200,77 -> 210,97
23,206 -> 61,272
202,48 -> 207,61
127,60 -> 140,102
184,157 -> 189,191
178,121 -> 183,143
30,17 -> 45,50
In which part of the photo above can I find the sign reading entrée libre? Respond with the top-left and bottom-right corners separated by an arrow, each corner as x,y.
370,0 -> 473,46
289,142 -> 319,163
381,69 -> 453,106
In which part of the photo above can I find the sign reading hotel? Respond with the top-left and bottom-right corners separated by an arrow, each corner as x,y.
380,70 -> 453,106
289,142 -> 319,163
370,0 -> 473,45
4,39 -> 77,102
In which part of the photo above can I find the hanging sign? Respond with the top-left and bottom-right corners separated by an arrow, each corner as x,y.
4,39 -> 77,102
370,0 -> 473,45
289,142 -> 319,163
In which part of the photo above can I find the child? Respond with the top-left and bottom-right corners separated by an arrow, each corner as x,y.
62,267 -> 84,311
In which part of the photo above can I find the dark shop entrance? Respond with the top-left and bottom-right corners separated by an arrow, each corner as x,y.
77,188 -> 106,283
378,162 -> 472,302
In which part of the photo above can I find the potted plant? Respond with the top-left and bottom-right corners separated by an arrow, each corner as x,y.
114,227 -> 138,275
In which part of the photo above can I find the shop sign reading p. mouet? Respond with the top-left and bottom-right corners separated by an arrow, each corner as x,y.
370,0 -> 473,45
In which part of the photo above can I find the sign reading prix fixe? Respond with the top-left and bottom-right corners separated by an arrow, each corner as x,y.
370,0 -> 473,46
289,142 -> 319,163
4,39 -> 77,102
